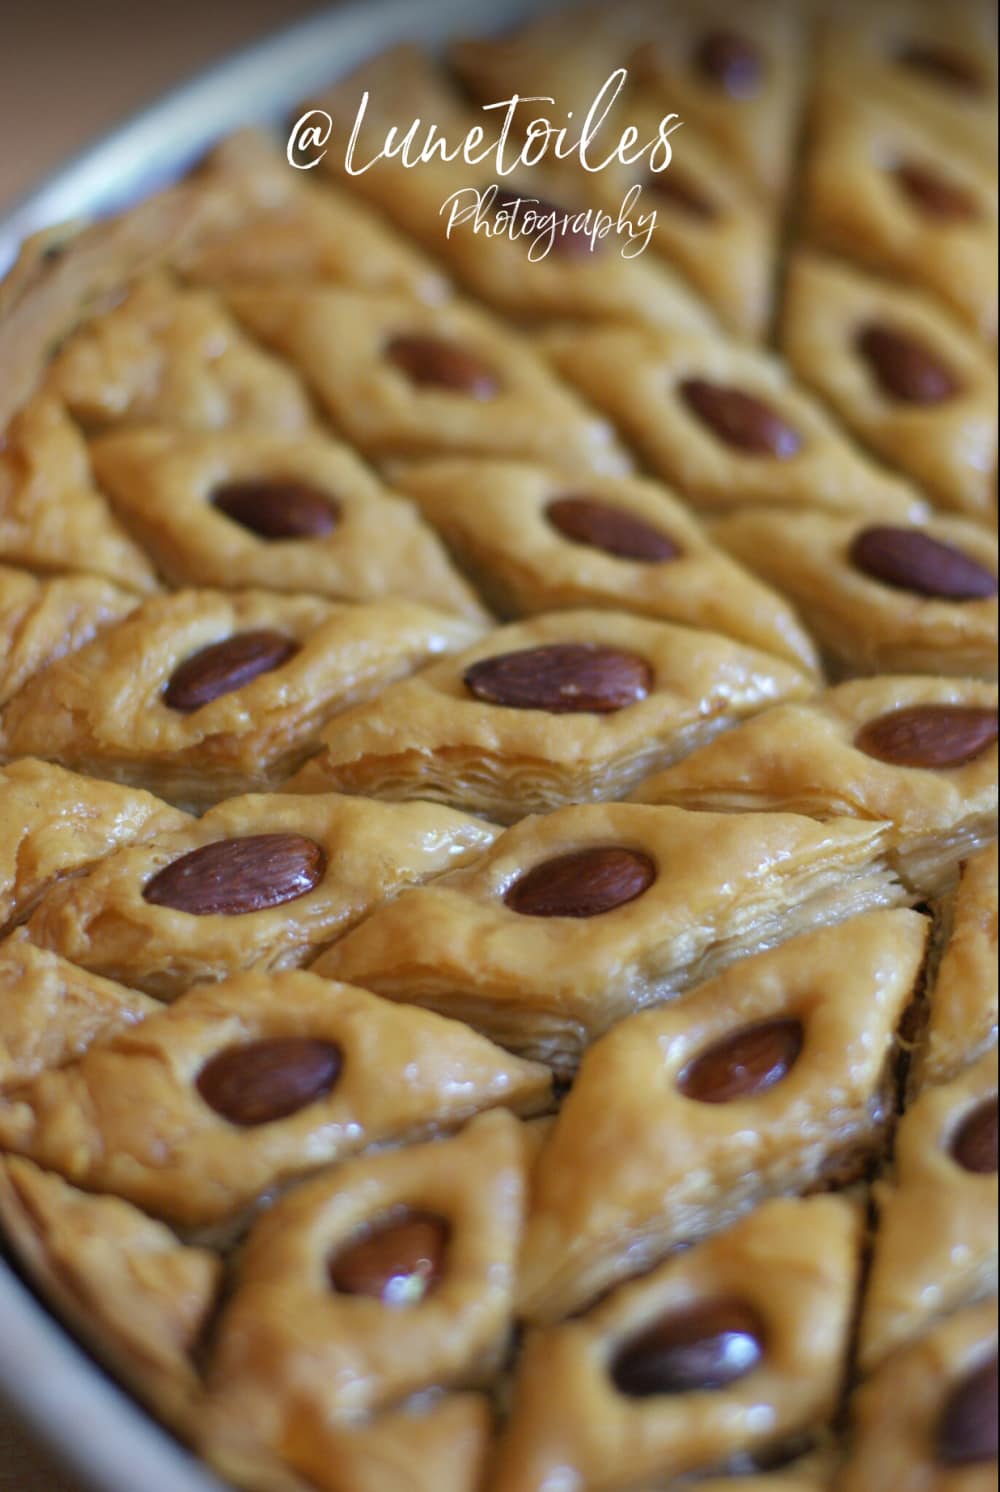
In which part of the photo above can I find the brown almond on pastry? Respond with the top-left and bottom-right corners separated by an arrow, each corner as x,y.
679,379 -> 802,458
678,1019 -> 804,1104
143,834 -> 326,915
855,705 -> 999,768
464,643 -> 652,713
849,527 -> 997,599
505,847 -> 657,918
546,497 -> 681,562
211,479 -> 339,539
163,629 -> 298,711
196,1037 -> 342,1126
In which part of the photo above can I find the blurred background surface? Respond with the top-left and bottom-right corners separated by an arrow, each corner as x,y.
0,0 -> 325,212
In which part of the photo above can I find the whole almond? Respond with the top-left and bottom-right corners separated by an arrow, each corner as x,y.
937,1355 -> 998,1465
212,478 -> 339,539
143,833 -> 326,915
855,705 -> 998,768
464,643 -> 652,713
196,1036 -> 341,1126
611,1298 -> 765,1397
679,379 -> 802,458
694,30 -> 762,97
505,846 -> 657,918
856,323 -> 959,405
546,496 -> 681,562
386,334 -> 499,397
164,629 -> 298,712
950,1096 -> 999,1175
329,1210 -> 450,1303
678,1019 -> 804,1104
849,527 -> 997,600
894,162 -> 979,221
896,42 -> 983,93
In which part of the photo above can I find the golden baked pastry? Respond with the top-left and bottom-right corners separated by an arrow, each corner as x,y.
493,1196 -> 861,1492
88,426 -> 488,617
912,842 -> 998,1089
288,609 -> 814,820
0,6 -> 996,1488
782,254 -> 998,520
44,272 -> 315,434
0,969 -> 551,1228
803,85 -> 998,342
0,589 -> 481,807
544,325 -> 927,519
713,509 -> 998,679
0,932 -> 155,1092
811,0 -> 998,172
178,128 -> 451,305
448,11 -> 777,339
630,675 -> 998,896
24,790 -> 498,999
314,802 -> 907,1072
226,284 -> 630,475
0,395 -> 160,591
842,1299 -> 998,1492
205,1110 -> 524,1450
519,909 -> 927,1321
860,1049 -> 997,1371
313,45 -> 716,334
392,457 -> 820,671
0,562 -> 137,707
0,757 -> 189,935
628,0 -> 807,201
0,1157 -> 219,1430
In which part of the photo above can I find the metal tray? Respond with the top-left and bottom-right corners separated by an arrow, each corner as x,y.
0,2 -> 537,1487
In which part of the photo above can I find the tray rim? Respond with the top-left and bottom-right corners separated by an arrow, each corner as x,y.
0,0 -> 540,1488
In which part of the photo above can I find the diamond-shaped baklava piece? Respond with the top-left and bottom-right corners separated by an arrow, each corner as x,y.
178,128 -> 450,304
25,791 -> 497,1000
206,1109 -> 524,1444
393,459 -> 819,672
448,13 -> 776,339
44,273 -> 314,434
519,909 -> 926,1322
313,801 -> 906,1074
286,610 -> 814,820
782,255 -> 997,520
714,510 -> 998,680
860,1050 -> 997,1372
630,675 -> 998,897
494,1196 -> 861,1492
226,285 -> 629,475
627,0 -> 806,201
89,427 -> 487,618
0,970 -> 551,1227
312,46 -> 715,334
0,933 -> 155,1092
912,843 -> 998,1090
0,590 -> 481,808
842,1300 -> 998,1492
812,0 -> 998,170
0,1158 -> 219,1429
0,396 -> 160,591
0,563 -> 137,707
0,758 -> 189,936
803,87 -> 997,341
544,326 -> 926,519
